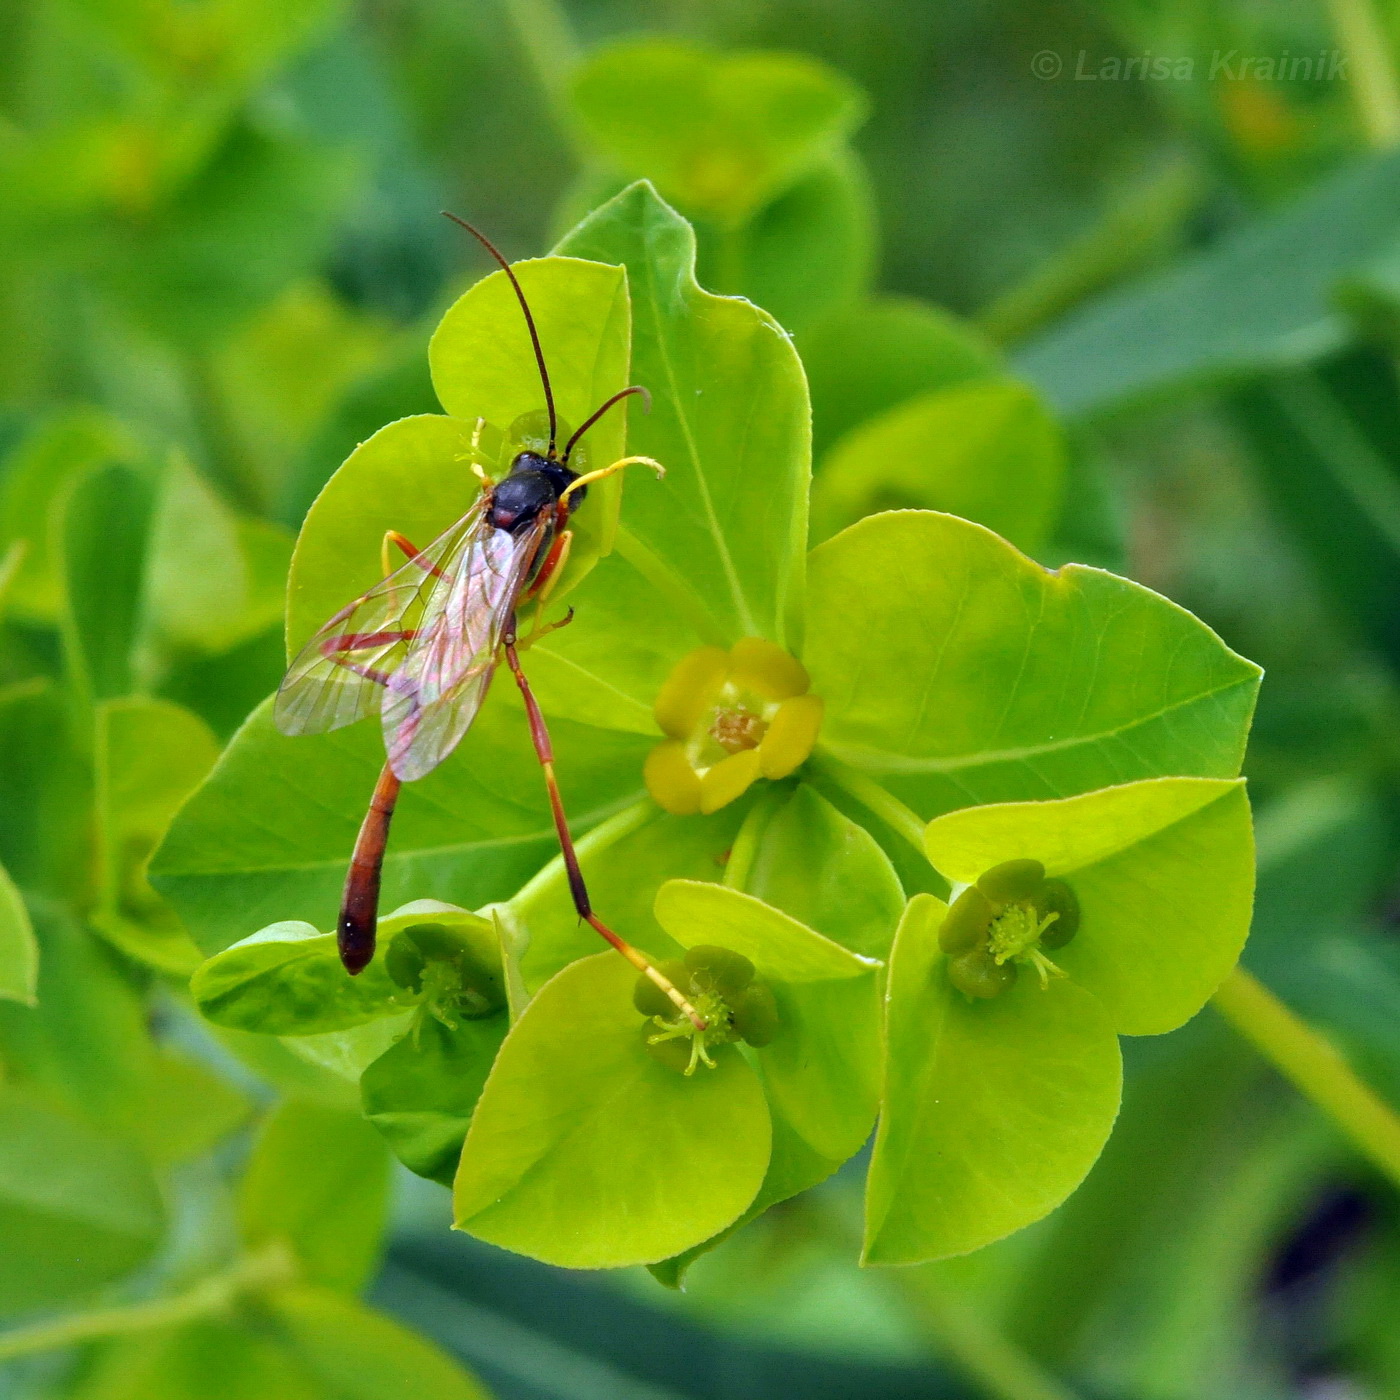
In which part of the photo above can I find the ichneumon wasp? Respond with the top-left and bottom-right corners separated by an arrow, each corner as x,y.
274,215 -> 704,1028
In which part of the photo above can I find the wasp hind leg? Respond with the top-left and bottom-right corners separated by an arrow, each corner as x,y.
380,530 -> 448,582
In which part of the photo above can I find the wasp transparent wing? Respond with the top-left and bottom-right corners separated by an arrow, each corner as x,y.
274,498 -> 489,739
382,513 -> 550,781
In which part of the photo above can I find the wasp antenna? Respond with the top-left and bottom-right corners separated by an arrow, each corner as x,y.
562,386 -> 651,466
442,211 -> 558,457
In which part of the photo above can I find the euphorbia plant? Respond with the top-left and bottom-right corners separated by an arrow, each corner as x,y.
157,182 -> 1262,1276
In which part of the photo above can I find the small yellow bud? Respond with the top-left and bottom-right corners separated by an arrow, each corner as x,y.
758,695 -> 825,778
728,637 -> 810,701
653,647 -> 729,740
643,740 -> 704,815
699,750 -> 762,813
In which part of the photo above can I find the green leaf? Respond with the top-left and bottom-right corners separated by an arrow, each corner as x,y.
429,256 -> 628,444
132,1050 -> 252,1166
267,1285 -> 493,1400
208,1024 -> 359,1112
0,1086 -> 164,1315
804,297 -> 1001,459
144,454 -> 293,656
570,40 -> 866,228
152,692 -> 649,955
923,777 -> 1256,1036
1017,146 -> 1400,420
505,799 -> 747,994
360,1008 -> 507,1186
811,380 -> 1065,554
714,148 -> 875,333
0,409 -> 134,623
648,1106 -> 846,1291
738,782 -> 904,959
92,697 -> 221,975
207,280 -> 398,521
0,860 -> 37,1005
864,895 -> 1121,1265
508,546 -> 705,735
655,878 -> 875,982
71,1320 -> 327,1400
0,904 -> 156,1140
103,125 -> 361,349
654,880 -> 881,1163
278,1015 -> 416,1087
555,181 -> 811,651
284,414 -> 488,653
428,255 -> 630,578
0,679 -> 93,899
805,512 -> 1261,819
192,900 -> 493,1036
454,951 -> 770,1268
61,461 -> 156,701
239,1097 -> 391,1294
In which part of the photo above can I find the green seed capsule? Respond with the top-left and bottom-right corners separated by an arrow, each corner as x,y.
684,944 -> 755,996
641,1025 -> 693,1074
633,960 -> 691,1019
731,982 -> 780,1046
947,948 -> 1018,999
976,858 -> 1046,906
939,886 -> 995,954
1037,879 -> 1080,949
385,936 -> 427,993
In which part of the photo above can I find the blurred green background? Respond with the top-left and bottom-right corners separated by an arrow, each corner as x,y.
4,0 -> 1400,1397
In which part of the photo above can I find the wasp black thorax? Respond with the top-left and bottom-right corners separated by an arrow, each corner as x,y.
486,450 -> 585,535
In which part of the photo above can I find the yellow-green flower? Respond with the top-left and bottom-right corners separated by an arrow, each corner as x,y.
643,638 -> 824,814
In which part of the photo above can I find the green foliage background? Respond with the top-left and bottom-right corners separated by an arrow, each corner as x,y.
4,0 -> 1400,1398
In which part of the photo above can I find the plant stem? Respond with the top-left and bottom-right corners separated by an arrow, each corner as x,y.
977,156 -> 1199,346
499,0 -> 579,129
888,1271 -> 1084,1400
1212,966 -> 1400,1191
1325,0 -> 1400,148
722,785 -> 786,892
0,1247 -> 294,1363
810,751 -> 928,857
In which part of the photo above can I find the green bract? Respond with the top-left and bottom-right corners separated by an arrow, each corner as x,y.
806,511 -> 1261,819
655,880 -> 882,1164
453,951 -> 770,1269
571,40 -> 866,229
922,777 -> 1255,1035
191,901 -> 498,1036
294,256 -> 630,637
159,181 -> 1265,1276
0,859 -> 37,1005
811,380 -> 1065,553
865,778 -> 1254,1263
866,894 -> 1122,1265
